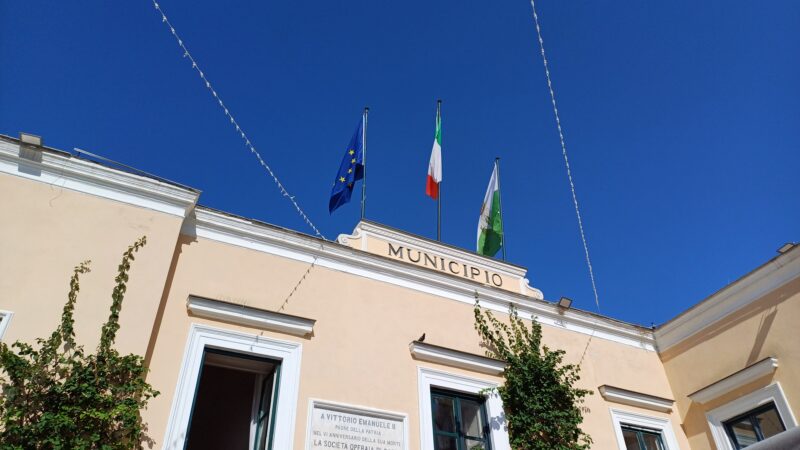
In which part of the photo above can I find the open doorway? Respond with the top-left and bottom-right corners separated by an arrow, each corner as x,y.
185,348 -> 280,450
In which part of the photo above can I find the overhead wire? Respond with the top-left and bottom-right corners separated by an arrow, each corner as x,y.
149,1 -> 326,240
528,0 -> 604,364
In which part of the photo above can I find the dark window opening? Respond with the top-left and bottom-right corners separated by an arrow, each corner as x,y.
185,348 -> 280,450
621,424 -> 666,450
431,389 -> 491,450
723,402 -> 786,449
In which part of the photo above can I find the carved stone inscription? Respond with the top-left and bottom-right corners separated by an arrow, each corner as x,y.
309,403 -> 405,450
387,243 -> 504,287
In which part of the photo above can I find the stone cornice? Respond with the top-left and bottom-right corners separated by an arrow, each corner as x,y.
689,357 -> 779,404
409,341 -> 506,375
187,295 -> 315,337
183,207 -> 656,351
656,247 -> 800,352
598,385 -> 674,412
0,136 -> 199,218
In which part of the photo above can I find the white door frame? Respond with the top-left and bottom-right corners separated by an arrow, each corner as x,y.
162,323 -> 303,450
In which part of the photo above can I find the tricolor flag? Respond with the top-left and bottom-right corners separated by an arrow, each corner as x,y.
477,162 -> 503,257
425,106 -> 442,200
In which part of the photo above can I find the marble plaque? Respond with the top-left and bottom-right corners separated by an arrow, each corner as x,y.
308,400 -> 406,450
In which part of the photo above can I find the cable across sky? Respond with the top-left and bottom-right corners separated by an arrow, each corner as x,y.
150,1 -> 326,240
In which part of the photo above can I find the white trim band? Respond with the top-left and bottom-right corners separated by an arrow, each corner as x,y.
187,295 -> 315,337
598,385 -> 674,413
409,341 -> 506,375
689,357 -> 779,404
0,137 -> 198,218
656,247 -> 800,352
183,207 -> 656,352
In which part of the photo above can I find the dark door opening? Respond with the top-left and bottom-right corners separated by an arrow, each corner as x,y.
185,348 -> 280,450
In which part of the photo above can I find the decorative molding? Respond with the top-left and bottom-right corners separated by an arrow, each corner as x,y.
609,409 -> 681,450
417,367 -> 510,450
689,357 -> 779,404
598,385 -> 674,413
0,310 -> 14,340
0,137 -> 199,218
706,382 -> 797,450
187,295 -> 315,337
304,399 -> 409,450
340,221 -> 544,299
162,324 -> 302,450
409,341 -> 506,375
656,247 -> 800,352
184,207 -> 656,352
355,220 -> 528,278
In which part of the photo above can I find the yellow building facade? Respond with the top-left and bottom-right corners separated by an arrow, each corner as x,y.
0,134 -> 797,449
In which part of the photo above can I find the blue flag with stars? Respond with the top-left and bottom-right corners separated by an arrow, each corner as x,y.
329,118 -> 365,213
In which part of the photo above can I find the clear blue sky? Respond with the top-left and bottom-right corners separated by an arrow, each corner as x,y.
1,1 -> 798,327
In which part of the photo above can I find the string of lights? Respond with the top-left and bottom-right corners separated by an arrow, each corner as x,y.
150,1 -> 326,240
528,0 -> 605,362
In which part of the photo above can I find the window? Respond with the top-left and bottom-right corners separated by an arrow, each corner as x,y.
164,324 -> 303,449
431,390 -> 491,450
417,367 -> 510,450
705,383 -> 797,450
0,311 -> 13,340
610,409 -> 681,450
723,402 -> 786,449
621,424 -> 666,450
185,349 -> 280,450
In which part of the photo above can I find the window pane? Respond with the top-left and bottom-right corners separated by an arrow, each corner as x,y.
460,398 -> 485,437
465,438 -> 488,450
435,435 -> 457,450
728,417 -> 758,448
640,431 -> 665,450
622,428 -> 643,450
432,396 -> 456,433
755,408 -> 785,440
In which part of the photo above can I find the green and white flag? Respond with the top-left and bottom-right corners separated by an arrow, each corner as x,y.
477,162 -> 503,257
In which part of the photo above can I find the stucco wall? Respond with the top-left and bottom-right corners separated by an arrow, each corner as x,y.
660,276 -> 800,450
145,234 -> 690,449
0,173 -> 185,356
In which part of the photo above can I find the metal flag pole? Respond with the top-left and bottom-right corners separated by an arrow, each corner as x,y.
436,99 -> 442,241
495,157 -> 506,261
361,107 -> 369,220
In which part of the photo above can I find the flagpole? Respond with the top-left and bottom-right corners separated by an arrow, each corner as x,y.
495,157 -> 506,261
361,107 -> 369,220
436,99 -> 442,241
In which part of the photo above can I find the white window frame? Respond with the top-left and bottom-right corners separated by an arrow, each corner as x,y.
609,408 -> 681,450
706,382 -> 797,450
162,323 -> 302,450
417,366 -> 510,450
0,310 -> 13,340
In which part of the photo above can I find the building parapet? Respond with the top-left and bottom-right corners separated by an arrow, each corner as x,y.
0,134 -> 199,218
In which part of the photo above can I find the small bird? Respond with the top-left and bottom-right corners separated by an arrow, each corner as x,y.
418,333 -> 426,342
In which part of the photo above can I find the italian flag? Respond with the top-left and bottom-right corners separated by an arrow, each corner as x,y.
477,163 -> 503,257
425,110 -> 442,200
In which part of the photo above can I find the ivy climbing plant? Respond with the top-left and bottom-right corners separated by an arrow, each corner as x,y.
0,237 -> 159,449
474,301 -> 592,450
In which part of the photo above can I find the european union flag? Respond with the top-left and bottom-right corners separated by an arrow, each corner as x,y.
329,118 -> 365,213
